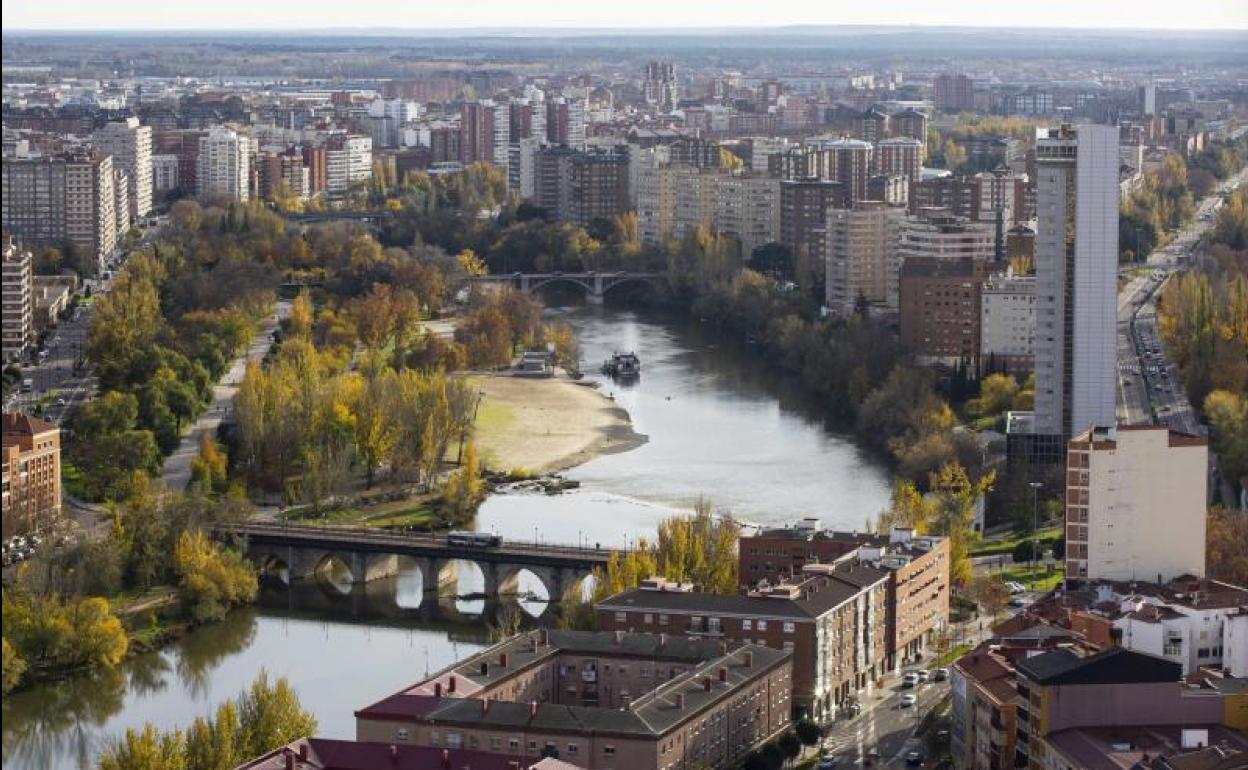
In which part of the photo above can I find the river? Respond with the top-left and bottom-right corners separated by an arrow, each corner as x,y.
2,304 -> 891,769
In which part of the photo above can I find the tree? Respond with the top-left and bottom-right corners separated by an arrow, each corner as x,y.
1205,390 -> 1248,492
98,724 -> 188,770
928,462 -> 994,586
171,199 -> 204,233
747,243 -> 795,281
173,529 -> 259,623
1207,506 -> 1248,586
968,374 -> 1020,418
794,719 -> 822,747
189,434 -> 229,495
970,575 -> 1009,621
1012,539 -> 1041,564
778,731 -> 802,764
440,442 -> 484,520
2,637 -> 26,694
235,671 -> 318,759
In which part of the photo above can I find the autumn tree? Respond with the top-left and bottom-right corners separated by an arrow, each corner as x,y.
928,462 -> 994,586
173,529 -> 259,623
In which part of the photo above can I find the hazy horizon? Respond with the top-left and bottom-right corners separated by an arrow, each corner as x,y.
4,0 -> 1247,32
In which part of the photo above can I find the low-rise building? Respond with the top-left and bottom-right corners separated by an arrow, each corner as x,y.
596,566 -> 890,721
234,738 -> 580,770
31,275 -> 73,330
1,412 -> 62,537
355,629 -> 792,770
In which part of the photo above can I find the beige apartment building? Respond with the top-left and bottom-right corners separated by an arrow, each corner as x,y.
825,201 -> 904,316
1,150 -> 118,276
93,117 -> 153,219
355,630 -> 792,770
637,164 -> 780,259
1065,425 -> 1208,584
2,236 -> 34,360
2,412 -> 62,537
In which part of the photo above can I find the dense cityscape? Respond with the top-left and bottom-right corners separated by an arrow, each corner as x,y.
2,5 -> 1248,770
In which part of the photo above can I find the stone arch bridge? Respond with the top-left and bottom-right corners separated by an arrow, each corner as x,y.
217,522 -> 616,602
467,272 -> 661,304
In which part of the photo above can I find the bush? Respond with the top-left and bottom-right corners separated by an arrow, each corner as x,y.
1049,537 -> 1065,560
795,718 -> 822,746
1012,539 -> 1042,564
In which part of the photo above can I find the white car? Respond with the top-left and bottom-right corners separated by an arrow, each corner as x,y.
902,672 -> 919,688
900,693 -> 917,708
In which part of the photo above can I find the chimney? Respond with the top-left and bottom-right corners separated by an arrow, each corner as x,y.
703,676 -> 712,692
530,700 -> 539,718
675,693 -> 685,709
659,633 -> 667,649
482,698 -> 491,715
538,628 -> 549,646
480,661 -> 489,676
448,675 -> 457,693
434,682 -> 443,698
285,750 -> 296,770
744,651 -> 753,668
718,667 -> 727,683
298,743 -> 309,761
440,747 -> 449,770
500,652 -> 509,667
615,630 -> 625,645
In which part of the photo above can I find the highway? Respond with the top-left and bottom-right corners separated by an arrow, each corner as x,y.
1115,166 -> 1247,434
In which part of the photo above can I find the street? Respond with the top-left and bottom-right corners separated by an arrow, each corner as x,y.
1115,165 -> 1247,432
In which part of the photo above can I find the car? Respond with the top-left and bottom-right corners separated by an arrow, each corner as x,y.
55,397 -> 66,407
817,757 -> 837,770
934,667 -> 949,682
1009,597 -> 1027,608
901,672 -> 919,688
906,750 -> 923,766
900,693 -> 917,708
1007,581 -> 1026,594
917,669 -> 931,682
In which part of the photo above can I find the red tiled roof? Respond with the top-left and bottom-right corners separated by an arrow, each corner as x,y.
2,412 -> 58,444
353,693 -> 442,722
237,738 -> 559,770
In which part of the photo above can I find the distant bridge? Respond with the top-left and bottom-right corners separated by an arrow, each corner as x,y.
218,522 -> 617,601
468,272 -> 661,304
284,210 -> 396,226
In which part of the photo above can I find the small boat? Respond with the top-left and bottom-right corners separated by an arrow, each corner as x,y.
601,351 -> 641,379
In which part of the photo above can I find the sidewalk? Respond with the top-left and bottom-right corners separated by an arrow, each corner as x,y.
161,301 -> 289,492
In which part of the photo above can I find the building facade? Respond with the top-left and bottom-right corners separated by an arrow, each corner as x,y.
1,412 -> 62,537
899,256 -> 989,364
637,165 -> 779,259
1,237 -> 34,360
355,630 -> 792,770
1065,425 -> 1208,584
1033,124 -> 1119,440
196,126 -> 251,201
825,202 -> 903,316
980,271 -> 1036,373
92,117 -> 152,219
1,150 -> 117,275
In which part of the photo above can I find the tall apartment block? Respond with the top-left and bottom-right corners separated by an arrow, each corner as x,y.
1032,124 -> 1119,445
1065,425 -> 1207,584
196,126 -> 251,202
533,145 -> 630,229
933,73 -> 975,113
825,202 -> 903,316
2,237 -> 34,360
1,150 -> 118,276
93,117 -> 153,220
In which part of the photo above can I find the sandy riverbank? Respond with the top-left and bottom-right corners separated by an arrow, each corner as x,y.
469,373 -> 647,474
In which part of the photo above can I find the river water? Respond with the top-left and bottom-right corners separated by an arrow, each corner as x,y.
2,305 -> 890,769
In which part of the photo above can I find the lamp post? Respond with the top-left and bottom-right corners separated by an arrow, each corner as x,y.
1029,481 -> 1043,587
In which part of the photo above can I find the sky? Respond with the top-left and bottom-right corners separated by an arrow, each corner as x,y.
3,0 -> 1248,32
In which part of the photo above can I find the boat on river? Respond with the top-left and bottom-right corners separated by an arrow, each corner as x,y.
601,351 -> 641,379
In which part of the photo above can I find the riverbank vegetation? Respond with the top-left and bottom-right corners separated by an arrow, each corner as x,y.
1,481 -> 255,694
97,671 -> 316,770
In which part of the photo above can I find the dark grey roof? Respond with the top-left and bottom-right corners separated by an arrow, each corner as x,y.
1016,647 -> 1181,686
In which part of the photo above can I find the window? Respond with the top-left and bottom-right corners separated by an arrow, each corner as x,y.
528,741 -> 538,752
644,613 -> 654,624
742,619 -> 753,631
659,614 -> 669,626
757,620 -> 768,632
509,738 -> 520,751
604,746 -> 616,756
690,616 -> 704,631
783,622 -> 795,634
615,611 -> 627,624
396,728 -> 409,740
567,744 -> 579,755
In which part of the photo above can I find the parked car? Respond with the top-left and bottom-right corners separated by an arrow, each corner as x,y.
817,757 -> 837,770
900,693 -> 917,708
933,667 -> 949,682
906,750 -> 924,766
902,672 -> 919,688
917,669 -> 931,682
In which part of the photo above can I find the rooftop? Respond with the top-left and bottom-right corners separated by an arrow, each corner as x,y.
1046,725 -> 1248,770
1015,647 -> 1181,687
233,738 -> 579,770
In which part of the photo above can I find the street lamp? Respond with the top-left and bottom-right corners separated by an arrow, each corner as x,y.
1029,481 -> 1043,587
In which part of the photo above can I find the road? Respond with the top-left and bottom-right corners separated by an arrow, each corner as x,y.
1115,165 -> 1247,433
161,300 -> 289,491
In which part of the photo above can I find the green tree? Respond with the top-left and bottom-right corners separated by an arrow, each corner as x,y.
98,724 -> 188,770
173,529 -> 259,624
2,637 -> 26,694
794,719 -> 822,747
1205,390 -> 1248,489
235,671 -> 318,758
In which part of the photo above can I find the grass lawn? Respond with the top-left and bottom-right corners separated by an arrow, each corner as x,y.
971,526 -> 1061,557
998,563 -> 1065,592
934,642 -> 973,666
